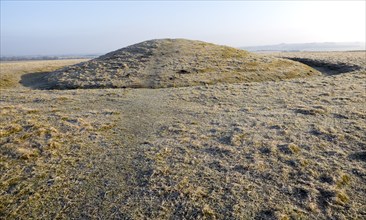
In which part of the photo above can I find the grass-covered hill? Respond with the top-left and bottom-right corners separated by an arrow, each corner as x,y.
44,39 -> 319,89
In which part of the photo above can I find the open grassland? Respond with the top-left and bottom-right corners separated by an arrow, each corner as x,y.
273,51 -> 365,76
0,52 -> 365,219
0,60 -> 89,89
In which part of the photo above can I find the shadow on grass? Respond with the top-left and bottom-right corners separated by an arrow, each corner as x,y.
20,72 -> 54,90
284,57 -> 362,76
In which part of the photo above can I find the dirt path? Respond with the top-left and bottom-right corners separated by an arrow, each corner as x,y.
143,41 -> 179,88
0,86 -> 175,218
63,89 -> 175,218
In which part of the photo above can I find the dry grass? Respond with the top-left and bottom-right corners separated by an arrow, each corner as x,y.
0,60 -> 88,89
0,52 -> 365,219
271,51 -> 366,76
43,39 -> 320,89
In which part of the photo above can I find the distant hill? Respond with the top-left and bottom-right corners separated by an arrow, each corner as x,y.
241,42 -> 366,52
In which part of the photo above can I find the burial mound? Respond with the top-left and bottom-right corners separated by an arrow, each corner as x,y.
45,39 -> 320,89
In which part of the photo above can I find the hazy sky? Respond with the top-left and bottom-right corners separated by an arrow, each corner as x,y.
1,1 -> 365,56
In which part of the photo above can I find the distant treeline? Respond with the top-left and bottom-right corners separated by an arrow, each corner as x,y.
0,55 -> 99,61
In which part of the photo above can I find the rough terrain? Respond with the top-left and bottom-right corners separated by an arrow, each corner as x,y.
0,48 -> 365,219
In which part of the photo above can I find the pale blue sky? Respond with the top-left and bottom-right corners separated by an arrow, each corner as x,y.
1,1 -> 365,56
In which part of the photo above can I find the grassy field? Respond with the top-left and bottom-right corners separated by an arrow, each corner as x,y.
0,60 -> 89,89
0,52 -> 365,219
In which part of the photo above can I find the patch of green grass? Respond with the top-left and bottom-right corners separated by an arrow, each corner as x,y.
288,143 -> 301,154
336,191 -> 349,204
337,174 -> 351,188
221,47 -> 249,59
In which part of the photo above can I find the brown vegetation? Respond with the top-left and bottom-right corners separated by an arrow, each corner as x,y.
43,39 -> 319,89
0,50 -> 365,219
0,60 -> 88,89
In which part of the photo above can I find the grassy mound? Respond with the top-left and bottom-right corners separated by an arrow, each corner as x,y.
45,39 -> 320,89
